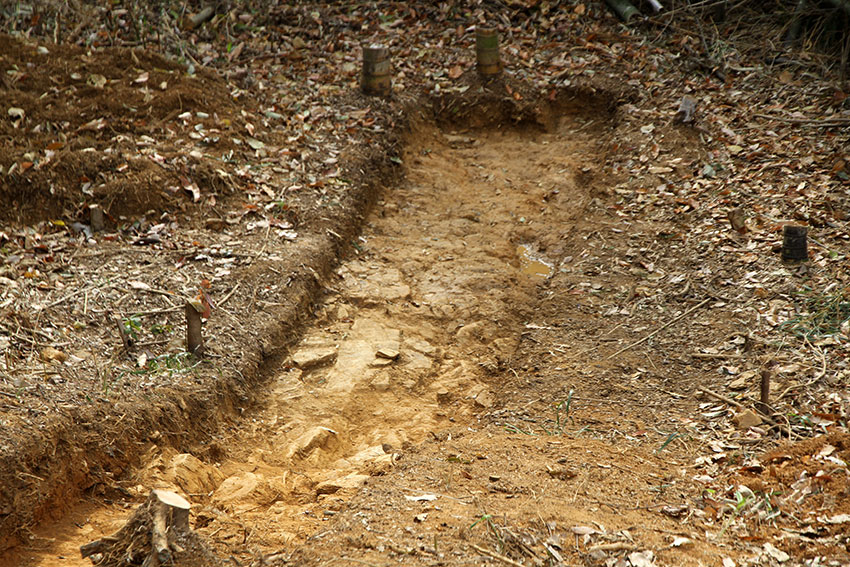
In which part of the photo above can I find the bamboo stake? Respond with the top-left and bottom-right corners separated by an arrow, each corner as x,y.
475,28 -> 502,77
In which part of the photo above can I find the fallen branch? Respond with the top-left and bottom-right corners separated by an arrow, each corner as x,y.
606,298 -> 711,360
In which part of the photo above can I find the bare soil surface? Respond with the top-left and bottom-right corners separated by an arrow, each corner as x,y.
1,2 -> 850,567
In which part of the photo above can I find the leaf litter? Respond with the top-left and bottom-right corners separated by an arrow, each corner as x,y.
0,1 -> 848,566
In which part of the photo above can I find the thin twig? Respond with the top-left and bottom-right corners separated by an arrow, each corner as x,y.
697,387 -> 786,433
218,283 -> 240,306
606,298 -> 711,360
754,113 -> 850,126
469,544 -> 527,567
36,282 -> 110,312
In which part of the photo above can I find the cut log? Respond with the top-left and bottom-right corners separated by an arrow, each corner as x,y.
361,45 -> 391,97
604,0 -> 640,22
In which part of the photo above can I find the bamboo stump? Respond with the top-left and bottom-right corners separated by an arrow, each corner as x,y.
80,490 -> 220,567
781,224 -> 808,262
361,45 -> 391,97
604,0 -> 641,22
475,28 -> 502,77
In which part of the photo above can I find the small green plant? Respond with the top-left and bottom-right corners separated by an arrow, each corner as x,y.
150,323 -> 172,335
554,390 -> 574,434
655,432 -> 680,453
122,315 -> 142,341
503,423 -> 535,436
470,514 -> 505,552
781,286 -> 850,339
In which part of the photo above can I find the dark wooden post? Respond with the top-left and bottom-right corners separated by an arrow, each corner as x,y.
186,301 -> 204,356
89,204 -> 104,232
361,44 -> 391,97
475,28 -> 502,77
781,225 -> 808,261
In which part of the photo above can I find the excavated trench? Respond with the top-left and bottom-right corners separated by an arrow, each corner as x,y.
8,101 -> 610,565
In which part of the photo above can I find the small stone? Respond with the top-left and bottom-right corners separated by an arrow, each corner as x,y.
376,346 -> 399,360
40,347 -> 67,363
727,376 -> 748,390
546,466 -> 577,481
371,375 -> 391,391
370,357 -> 394,367
734,409 -> 763,430
316,473 -> 369,495
473,389 -> 495,408
488,474 -> 501,482
436,389 -> 452,404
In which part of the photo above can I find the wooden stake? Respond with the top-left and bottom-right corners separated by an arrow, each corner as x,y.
475,28 -> 501,77
186,301 -> 204,356
757,368 -> 771,415
361,45 -> 391,96
115,316 -> 132,351
781,224 -> 808,261
89,204 -> 104,232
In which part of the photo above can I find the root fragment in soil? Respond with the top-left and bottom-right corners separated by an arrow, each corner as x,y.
80,490 -> 220,567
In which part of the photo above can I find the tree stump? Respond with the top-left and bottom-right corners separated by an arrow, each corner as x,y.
80,490 -> 221,567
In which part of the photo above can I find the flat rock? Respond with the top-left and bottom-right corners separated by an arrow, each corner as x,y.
734,409 -> 763,429
291,346 -> 337,370
212,472 -> 261,503
344,267 -> 410,306
316,473 -> 370,495
472,387 -> 495,408
167,453 -> 224,495
376,345 -> 400,360
288,426 -> 339,460
407,338 -> 436,355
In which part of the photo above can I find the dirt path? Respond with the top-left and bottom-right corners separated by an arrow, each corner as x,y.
7,102 -> 759,567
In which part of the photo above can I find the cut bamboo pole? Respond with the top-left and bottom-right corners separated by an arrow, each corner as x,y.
781,225 -> 808,262
361,45 -> 391,97
475,28 -> 502,77
604,0 -> 641,22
